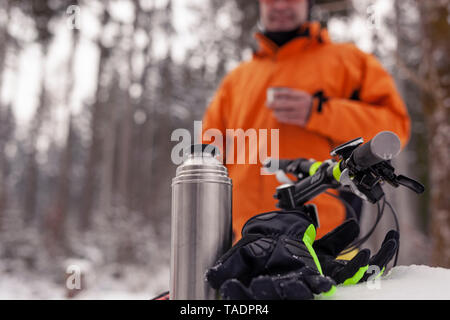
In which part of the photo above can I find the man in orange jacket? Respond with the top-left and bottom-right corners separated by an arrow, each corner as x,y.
201,0 -> 410,241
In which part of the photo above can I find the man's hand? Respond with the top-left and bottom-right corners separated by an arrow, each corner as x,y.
266,87 -> 313,127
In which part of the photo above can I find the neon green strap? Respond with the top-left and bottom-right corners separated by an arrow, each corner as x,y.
332,162 -> 342,182
343,265 -> 369,286
342,265 -> 386,286
309,161 -> 322,176
302,224 -> 323,275
322,285 -> 337,297
375,267 -> 385,279
302,225 -> 337,298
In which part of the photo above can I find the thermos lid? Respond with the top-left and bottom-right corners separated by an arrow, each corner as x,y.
173,144 -> 231,185
186,144 -> 219,158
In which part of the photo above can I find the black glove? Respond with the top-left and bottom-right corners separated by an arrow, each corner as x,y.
150,273 -> 333,300
219,267 -> 335,300
313,219 -> 399,285
205,210 -> 336,300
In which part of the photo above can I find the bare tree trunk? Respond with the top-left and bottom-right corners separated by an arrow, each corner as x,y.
117,98 -> 132,209
46,28 -> 79,250
79,95 -> 102,230
24,44 -> 50,225
0,3 -> 8,225
428,110 -> 450,267
117,2 -> 140,210
0,0 -> 11,99
390,0 -> 432,266
0,109 -> 6,229
46,117 -> 75,249
0,1 -> 9,223
417,0 -> 450,267
130,2 -> 154,217
79,8 -> 111,231
98,76 -> 120,218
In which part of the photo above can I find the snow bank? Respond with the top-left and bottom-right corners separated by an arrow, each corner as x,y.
0,264 -> 169,300
0,273 -> 64,300
320,265 -> 450,300
0,264 -> 448,299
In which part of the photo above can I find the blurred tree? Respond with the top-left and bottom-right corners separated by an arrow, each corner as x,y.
416,0 -> 450,268
0,0 -> 12,228
23,46 -> 50,225
0,105 -> 14,230
392,0 -> 450,267
0,0 -> 11,100
46,24 -> 80,252
79,5 -> 111,231
129,2 -> 155,219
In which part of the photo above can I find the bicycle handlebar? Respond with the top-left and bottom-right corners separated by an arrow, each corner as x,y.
264,131 -> 424,209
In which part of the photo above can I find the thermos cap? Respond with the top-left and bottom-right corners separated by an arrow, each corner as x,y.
186,144 -> 219,157
173,144 -> 231,186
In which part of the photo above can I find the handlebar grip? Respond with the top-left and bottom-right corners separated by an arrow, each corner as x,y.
278,159 -> 293,172
351,131 -> 401,169
264,158 -> 316,176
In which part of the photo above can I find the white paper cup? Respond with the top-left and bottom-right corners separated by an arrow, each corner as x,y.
267,87 -> 289,105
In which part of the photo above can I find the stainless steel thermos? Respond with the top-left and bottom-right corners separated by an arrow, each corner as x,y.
170,144 -> 232,300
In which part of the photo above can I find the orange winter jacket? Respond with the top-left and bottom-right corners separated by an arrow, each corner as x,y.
201,22 -> 410,241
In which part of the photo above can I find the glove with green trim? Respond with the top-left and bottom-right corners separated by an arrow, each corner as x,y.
219,266 -> 335,300
205,210 -> 336,300
313,219 -> 399,285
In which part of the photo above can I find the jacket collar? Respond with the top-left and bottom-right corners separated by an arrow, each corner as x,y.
253,21 -> 331,59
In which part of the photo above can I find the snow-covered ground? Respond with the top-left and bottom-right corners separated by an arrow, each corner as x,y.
319,265 -> 450,300
0,264 -> 170,300
0,265 -> 448,299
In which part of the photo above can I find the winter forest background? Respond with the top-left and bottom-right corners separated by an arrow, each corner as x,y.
0,0 -> 448,298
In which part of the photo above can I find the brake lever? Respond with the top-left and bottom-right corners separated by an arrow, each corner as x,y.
396,175 -> 425,194
370,161 -> 425,194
